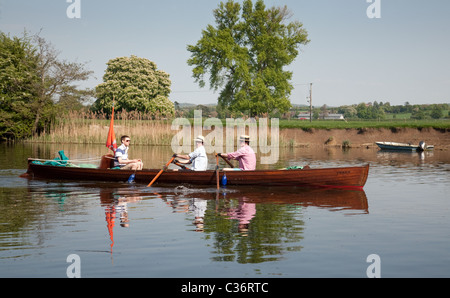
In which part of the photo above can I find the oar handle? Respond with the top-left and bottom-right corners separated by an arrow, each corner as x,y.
217,153 -> 234,168
147,156 -> 175,187
173,161 -> 187,169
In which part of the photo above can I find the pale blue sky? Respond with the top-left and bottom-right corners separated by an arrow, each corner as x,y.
1,0 -> 449,107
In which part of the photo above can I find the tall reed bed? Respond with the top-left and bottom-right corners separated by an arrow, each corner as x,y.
27,110 -> 175,145
29,111 -> 447,147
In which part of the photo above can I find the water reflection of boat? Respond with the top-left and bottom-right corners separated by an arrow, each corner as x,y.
22,159 -> 369,190
158,186 -> 368,264
376,149 -> 434,165
50,184 -> 368,265
170,186 -> 369,215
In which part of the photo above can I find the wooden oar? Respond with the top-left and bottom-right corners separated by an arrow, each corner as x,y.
218,153 -> 234,168
173,161 -> 187,170
215,154 -> 220,190
147,156 -> 175,187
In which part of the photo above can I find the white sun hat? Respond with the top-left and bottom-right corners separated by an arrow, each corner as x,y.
194,135 -> 205,143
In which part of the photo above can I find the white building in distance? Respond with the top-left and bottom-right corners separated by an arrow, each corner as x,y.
297,112 -> 345,120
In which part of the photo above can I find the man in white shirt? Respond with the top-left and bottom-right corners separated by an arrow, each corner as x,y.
114,135 -> 143,170
174,135 -> 208,171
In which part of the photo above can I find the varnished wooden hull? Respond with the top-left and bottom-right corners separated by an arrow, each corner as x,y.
23,160 -> 369,190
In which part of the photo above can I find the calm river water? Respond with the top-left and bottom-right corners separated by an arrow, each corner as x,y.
0,142 -> 449,278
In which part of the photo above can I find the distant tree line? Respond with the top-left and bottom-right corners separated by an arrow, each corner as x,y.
175,101 -> 450,120
336,101 -> 449,120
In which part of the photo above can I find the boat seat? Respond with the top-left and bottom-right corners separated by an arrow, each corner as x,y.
99,154 -> 115,169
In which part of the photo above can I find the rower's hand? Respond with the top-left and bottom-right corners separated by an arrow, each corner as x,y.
173,154 -> 178,157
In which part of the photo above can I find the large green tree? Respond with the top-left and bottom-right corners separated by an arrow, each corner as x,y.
0,32 -> 39,140
32,34 -> 93,133
0,31 -> 93,140
94,55 -> 174,117
187,0 -> 309,116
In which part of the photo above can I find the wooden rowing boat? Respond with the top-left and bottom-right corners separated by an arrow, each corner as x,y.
22,158 -> 369,190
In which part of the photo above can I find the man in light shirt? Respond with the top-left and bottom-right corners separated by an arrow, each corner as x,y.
114,135 -> 143,170
174,135 -> 208,171
220,135 -> 256,171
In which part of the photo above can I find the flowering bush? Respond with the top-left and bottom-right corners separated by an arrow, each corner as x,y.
94,55 -> 174,117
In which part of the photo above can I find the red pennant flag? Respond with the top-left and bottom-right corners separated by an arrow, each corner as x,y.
106,105 -> 117,152
105,206 -> 115,254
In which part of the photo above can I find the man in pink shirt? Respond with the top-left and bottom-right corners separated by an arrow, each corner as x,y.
220,135 -> 256,170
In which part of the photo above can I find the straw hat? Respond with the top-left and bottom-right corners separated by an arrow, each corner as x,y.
194,135 -> 205,143
239,135 -> 250,142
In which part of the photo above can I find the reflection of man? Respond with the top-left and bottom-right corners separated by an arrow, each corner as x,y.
115,196 -> 142,228
174,135 -> 208,171
189,198 -> 207,232
226,198 -> 256,235
226,200 -> 256,224
220,135 -> 256,171
116,200 -> 129,228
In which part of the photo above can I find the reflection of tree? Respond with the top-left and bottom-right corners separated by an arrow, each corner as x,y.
0,188 -> 36,235
0,186 -> 88,256
162,187 -> 367,264
206,198 -> 305,264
